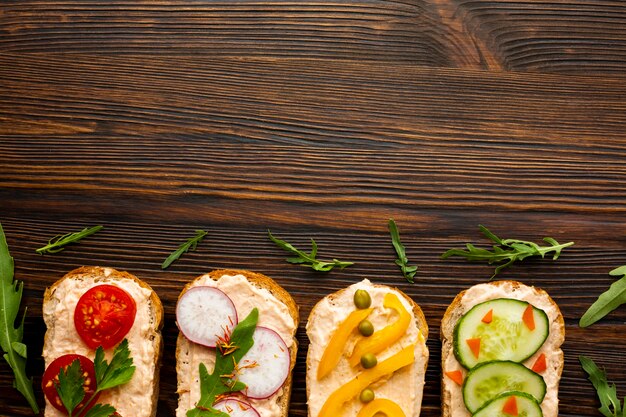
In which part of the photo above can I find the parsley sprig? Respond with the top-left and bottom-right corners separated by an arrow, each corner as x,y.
161,230 -> 207,269
580,265 -> 626,328
187,309 -> 258,417
441,225 -> 573,279
55,339 -> 135,417
268,230 -> 353,272
36,225 -> 103,254
388,219 -> 417,283
580,355 -> 625,417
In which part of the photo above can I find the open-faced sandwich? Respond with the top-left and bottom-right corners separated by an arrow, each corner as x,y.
175,269 -> 299,417
306,279 -> 429,417
42,266 -> 163,417
441,280 -> 565,417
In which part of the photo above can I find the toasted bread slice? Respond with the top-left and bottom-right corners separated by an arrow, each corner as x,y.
175,269 -> 299,417
42,266 -> 163,417
306,279 -> 429,417
440,280 -> 565,417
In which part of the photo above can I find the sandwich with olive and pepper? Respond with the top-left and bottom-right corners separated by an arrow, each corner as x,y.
306,279 -> 429,417
42,266 -> 163,417
441,280 -> 565,417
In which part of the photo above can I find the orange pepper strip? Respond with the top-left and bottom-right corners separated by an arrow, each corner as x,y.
348,293 -> 411,368
318,344 -> 415,417
531,353 -> 547,373
317,308 -> 373,379
445,370 -> 464,386
481,309 -> 493,324
356,398 -> 407,417
466,338 -> 481,359
502,395 -> 519,416
522,304 -> 535,331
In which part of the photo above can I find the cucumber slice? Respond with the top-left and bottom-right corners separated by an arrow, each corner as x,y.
454,298 -> 549,368
463,361 -> 546,413
473,391 -> 543,417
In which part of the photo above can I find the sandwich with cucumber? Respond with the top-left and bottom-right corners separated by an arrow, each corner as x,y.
441,280 -> 564,417
306,279 -> 429,417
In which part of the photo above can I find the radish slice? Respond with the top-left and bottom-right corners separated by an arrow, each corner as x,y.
213,399 -> 260,417
237,326 -> 291,399
176,286 -> 238,347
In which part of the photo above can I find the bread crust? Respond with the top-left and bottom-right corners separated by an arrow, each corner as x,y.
306,281 -> 429,417
42,266 -> 163,417
440,280 -> 565,417
175,269 -> 299,417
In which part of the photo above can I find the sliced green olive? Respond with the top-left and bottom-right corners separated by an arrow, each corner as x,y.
354,289 -> 372,309
361,353 -> 378,369
359,388 -> 375,403
358,319 -> 374,336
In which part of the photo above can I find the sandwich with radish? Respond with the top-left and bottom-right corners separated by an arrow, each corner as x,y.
175,269 -> 299,417
306,279 -> 429,417
42,266 -> 163,417
440,280 -> 565,417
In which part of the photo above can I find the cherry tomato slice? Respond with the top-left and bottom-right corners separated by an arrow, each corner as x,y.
74,284 -> 137,349
42,354 -> 99,416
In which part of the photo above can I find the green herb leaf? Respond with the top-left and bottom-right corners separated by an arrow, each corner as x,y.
187,308 -> 258,417
36,225 -> 103,254
580,266 -> 626,328
388,219 -> 418,283
268,230 -> 353,272
161,230 -> 207,269
580,355 -> 624,417
94,339 -> 136,392
55,359 -> 86,417
83,403 -> 117,417
441,225 -> 574,279
0,223 -> 39,413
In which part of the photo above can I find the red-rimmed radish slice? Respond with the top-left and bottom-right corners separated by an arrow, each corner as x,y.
213,399 -> 260,417
176,286 -> 238,347
237,326 -> 291,399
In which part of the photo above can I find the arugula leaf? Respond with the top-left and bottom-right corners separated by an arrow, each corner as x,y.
441,225 -> 574,279
83,403 -> 117,417
388,219 -> 418,283
0,223 -> 39,413
580,355 -> 625,417
161,230 -> 207,269
94,339 -> 136,392
187,308 -> 258,417
56,359 -> 86,417
36,225 -> 103,254
268,230 -> 353,272
580,265 -> 626,328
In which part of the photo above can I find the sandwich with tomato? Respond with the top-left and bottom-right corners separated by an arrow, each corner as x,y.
42,266 -> 163,417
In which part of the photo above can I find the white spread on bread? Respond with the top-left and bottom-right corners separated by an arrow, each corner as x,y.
306,279 -> 427,417
441,281 -> 564,417
42,268 -> 159,417
176,273 -> 297,417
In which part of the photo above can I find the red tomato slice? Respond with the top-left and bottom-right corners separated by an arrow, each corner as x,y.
42,354 -> 99,416
74,284 -> 137,349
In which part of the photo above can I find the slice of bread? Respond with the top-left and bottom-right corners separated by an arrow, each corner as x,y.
42,266 -> 163,417
440,280 -> 565,417
175,269 -> 299,417
306,279 -> 429,417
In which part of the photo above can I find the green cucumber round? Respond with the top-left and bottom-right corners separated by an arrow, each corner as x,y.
473,391 -> 543,417
454,298 -> 549,368
463,360 -> 546,413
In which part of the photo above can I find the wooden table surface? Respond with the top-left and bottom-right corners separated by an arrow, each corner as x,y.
1,1 -> 626,416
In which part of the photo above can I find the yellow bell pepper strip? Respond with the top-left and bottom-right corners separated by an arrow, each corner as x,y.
318,344 -> 415,417
348,293 -> 410,368
317,308 -> 373,380
356,398 -> 407,417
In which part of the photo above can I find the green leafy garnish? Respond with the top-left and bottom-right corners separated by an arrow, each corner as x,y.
36,225 -> 103,254
268,230 -> 353,272
55,339 -> 135,417
579,355 -> 625,417
388,219 -> 417,283
0,223 -> 39,413
580,265 -> 626,328
441,225 -> 574,279
161,230 -> 207,269
187,308 -> 259,417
